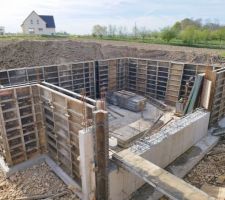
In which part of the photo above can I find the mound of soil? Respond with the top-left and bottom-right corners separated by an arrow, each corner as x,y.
0,39 -> 223,70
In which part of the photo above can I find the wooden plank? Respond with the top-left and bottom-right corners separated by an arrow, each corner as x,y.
204,68 -> 217,112
201,79 -> 212,109
201,184 -> 225,200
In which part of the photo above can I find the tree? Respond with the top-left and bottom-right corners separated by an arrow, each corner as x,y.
107,25 -> 117,37
161,27 -> 176,42
92,25 -> 107,38
150,31 -> 160,39
215,28 -> 225,47
172,22 -> 182,33
116,26 -> 125,37
139,27 -> 148,40
198,29 -> 211,43
216,28 -> 225,41
180,18 -> 202,30
132,23 -> 139,38
179,26 -> 195,44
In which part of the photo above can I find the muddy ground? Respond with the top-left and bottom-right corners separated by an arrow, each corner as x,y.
0,39 -> 224,70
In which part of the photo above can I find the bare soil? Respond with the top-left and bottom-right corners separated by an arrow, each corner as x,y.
185,138 -> 225,188
0,39 -> 224,70
0,162 -> 78,200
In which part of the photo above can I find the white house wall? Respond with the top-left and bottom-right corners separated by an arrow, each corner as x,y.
22,12 -> 55,35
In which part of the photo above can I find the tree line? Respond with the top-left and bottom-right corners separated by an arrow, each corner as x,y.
92,18 -> 225,46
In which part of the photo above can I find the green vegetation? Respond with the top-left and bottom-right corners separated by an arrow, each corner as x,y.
89,18 -> 225,49
0,18 -> 225,50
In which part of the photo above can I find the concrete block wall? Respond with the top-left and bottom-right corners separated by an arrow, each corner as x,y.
109,110 -> 210,200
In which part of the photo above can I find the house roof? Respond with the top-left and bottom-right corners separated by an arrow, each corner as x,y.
39,15 -> 56,28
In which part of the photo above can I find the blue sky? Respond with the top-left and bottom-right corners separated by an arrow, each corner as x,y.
0,0 -> 224,34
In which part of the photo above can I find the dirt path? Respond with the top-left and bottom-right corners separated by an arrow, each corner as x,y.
0,162 -> 78,200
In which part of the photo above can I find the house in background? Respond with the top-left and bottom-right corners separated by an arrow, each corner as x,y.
0,26 -> 5,35
21,11 -> 56,35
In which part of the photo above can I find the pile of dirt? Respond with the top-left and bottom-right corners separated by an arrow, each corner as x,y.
185,139 -> 225,188
0,40 -> 224,70
0,162 -> 78,200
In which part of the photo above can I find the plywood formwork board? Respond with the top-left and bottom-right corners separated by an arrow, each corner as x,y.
0,83 -> 97,188
108,60 -> 117,91
127,58 -> 138,93
0,92 -> 13,165
201,79 -> 212,109
205,67 -> 222,124
0,85 -> 42,165
117,58 -> 127,90
0,61 -> 96,99
165,63 -> 184,105
38,84 -> 96,184
137,59 -> 147,96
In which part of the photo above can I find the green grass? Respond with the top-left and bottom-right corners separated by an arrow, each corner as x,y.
219,51 -> 225,59
75,35 -> 225,49
1,34 -> 225,50
0,34 -> 70,41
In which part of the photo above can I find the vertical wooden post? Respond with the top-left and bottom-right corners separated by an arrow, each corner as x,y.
93,110 -> 109,200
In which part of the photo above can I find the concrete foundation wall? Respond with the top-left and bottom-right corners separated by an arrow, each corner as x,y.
109,110 -> 210,200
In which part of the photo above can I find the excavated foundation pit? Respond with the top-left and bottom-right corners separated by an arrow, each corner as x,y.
0,57 -> 224,200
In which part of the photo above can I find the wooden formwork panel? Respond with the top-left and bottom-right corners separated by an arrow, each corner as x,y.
97,58 -> 127,93
165,63 -> 184,105
39,84 -> 95,185
72,62 -> 95,98
137,60 -> 147,95
0,61 -> 96,99
179,64 -> 214,98
0,58 -> 214,106
0,85 -> 43,166
208,68 -> 225,125
108,60 -> 117,90
117,59 -> 126,90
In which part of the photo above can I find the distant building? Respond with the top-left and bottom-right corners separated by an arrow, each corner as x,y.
0,26 -> 5,35
21,11 -> 56,35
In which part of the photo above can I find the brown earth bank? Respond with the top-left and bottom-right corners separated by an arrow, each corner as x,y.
0,40 -> 224,70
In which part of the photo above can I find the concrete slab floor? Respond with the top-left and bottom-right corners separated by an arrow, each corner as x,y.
107,102 -> 176,148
